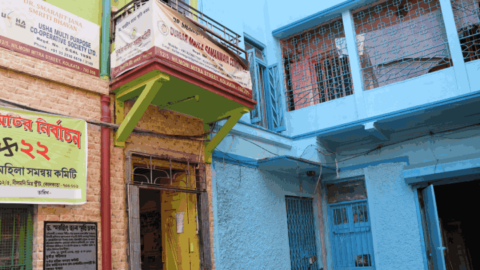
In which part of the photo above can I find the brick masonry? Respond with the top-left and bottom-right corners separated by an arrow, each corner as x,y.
0,46 -> 216,269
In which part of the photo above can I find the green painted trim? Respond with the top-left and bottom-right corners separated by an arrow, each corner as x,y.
115,99 -> 125,125
204,107 -> 249,163
116,73 -> 169,101
203,123 -> 211,163
115,99 -> 125,147
191,0 -> 198,9
11,215 -> 15,267
26,210 -> 33,270
112,70 -> 166,93
115,76 -> 169,146
100,0 -> 111,78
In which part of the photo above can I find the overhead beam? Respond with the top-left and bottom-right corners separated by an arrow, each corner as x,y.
115,75 -> 170,147
204,107 -> 249,163
364,121 -> 389,141
116,73 -> 170,101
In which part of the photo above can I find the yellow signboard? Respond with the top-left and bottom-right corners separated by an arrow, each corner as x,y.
0,107 -> 87,204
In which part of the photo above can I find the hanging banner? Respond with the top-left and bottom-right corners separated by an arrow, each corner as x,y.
111,0 -> 252,98
0,0 -> 100,76
0,107 -> 87,204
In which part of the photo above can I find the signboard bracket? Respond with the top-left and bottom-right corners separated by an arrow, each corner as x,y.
203,107 -> 249,163
115,73 -> 170,147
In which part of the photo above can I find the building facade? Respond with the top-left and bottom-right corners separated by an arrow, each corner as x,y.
1,0 -> 479,270
203,0 -> 480,269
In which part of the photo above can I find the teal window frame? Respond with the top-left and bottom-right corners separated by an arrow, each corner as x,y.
0,205 -> 34,270
245,36 -> 286,132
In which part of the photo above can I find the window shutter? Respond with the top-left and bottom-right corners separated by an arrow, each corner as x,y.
127,184 -> 141,270
266,63 -> 286,132
247,49 -> 262,126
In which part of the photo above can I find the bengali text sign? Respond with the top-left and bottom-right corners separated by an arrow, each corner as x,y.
0,106 -> 87,204
0,0 -> 100,76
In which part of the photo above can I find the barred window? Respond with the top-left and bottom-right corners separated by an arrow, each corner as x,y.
353,0 -> 452,90
281,18 -> 354,112
0,205 -> 33,270
452,0 -> 480,62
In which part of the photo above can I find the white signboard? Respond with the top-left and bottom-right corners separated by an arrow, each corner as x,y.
111,0 -> 252,98
0,0 -> 100,76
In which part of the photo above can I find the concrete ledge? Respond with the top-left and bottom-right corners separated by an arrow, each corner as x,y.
0,47 -> 109,95
219,120 -> 292,150
403,153 -> 480,185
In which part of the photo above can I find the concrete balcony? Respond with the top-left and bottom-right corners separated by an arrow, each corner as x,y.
109,0 -> 256,162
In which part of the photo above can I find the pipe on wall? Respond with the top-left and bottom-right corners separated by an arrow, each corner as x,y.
100,0 -> 111,78
100,95 -> 112,270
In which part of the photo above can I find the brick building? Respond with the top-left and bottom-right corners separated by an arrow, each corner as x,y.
0,0 -> 254,269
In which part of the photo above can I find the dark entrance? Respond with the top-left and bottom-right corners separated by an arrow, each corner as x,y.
434,180 -> 479,270
139,189 -> 163,270
419,179 -> 480,270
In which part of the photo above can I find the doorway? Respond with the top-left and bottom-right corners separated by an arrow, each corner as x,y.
140,189 -> 163,270
419,179 -> 480,270
128,154 -> 204,270
326,179 -> 375,270
285,196 -> 319,270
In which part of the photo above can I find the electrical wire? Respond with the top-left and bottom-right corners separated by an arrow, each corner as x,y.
214,118 -> 480,171
0,97 -> 210,141
239,136 -> 280,157
223,135 -> 235,169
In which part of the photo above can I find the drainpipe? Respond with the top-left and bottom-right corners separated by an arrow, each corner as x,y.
100,0 -> 111,79
100,95 -> 112,270
100,0 -> 112,267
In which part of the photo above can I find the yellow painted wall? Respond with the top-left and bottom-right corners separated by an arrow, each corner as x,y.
45,0 -> 103,25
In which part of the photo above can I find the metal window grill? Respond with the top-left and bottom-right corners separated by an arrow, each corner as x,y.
285,196 -> 319,270
452,0 -> 480,62
131,153 -> 206,193
353,0 -> 452,90
0,205 -> 33,270
281,17 -> 354,112
112,0 -> 246,59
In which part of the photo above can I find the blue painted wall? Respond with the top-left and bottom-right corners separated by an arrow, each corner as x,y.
203,0 -> 480,269
203,0 -> 479,138
319,164 -> 426,270
212,161 -> 324,270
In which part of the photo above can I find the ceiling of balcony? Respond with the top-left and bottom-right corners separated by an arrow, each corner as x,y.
317,92 -> 480,152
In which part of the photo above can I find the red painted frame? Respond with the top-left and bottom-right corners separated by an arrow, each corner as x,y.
110,57 -> 257,110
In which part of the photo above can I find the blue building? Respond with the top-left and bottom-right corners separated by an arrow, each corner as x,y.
199,0 -> 480,269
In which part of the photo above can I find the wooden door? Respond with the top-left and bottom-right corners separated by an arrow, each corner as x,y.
161,170 -> 199,270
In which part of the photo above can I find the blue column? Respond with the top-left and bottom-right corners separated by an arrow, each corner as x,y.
439,0 -> 471,94
100,0 -> 111,79
342,10 -> 367,119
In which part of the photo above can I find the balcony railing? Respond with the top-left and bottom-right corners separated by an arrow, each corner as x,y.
111,0 -> 246,59
281,17 -> 354,111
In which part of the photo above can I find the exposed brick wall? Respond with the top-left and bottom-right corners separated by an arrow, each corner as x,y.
122,101 -> 216,269
0,47 -> 108,96
1,46 -> 216,270
0,47 -> 108,269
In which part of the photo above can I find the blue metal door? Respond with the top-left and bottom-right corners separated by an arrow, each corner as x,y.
285,196 -> 319,270
422,185 -> 447,270
328,200 -> 375,270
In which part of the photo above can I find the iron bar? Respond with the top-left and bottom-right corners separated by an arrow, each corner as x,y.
281,17 -> 353,111
112,0 -> 246,58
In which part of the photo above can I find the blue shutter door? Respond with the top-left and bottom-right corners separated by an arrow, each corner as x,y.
422,185 -> 447,270
285,197 -> 319,270
247,49 -> 262,125
266,64 -> 286,132
328,200 -> 375,269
